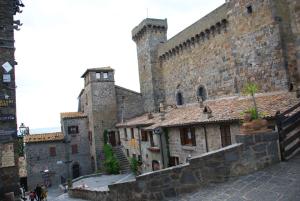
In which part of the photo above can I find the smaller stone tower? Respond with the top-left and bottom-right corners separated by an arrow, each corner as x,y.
132,18 -> 168,112
81,67 -> 118,170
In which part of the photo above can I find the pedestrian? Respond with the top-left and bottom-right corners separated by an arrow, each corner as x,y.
29,191 -> 35,201
41,185 -> 47,201
35,184 -> 42,201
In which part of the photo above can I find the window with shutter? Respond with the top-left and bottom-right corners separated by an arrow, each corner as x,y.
68,126 -> 79,134
72,144 -> 78,154
180,127 -> 196,146
49,147 -> 56,157
141,130 -> 148,141
220,125 -> 231,147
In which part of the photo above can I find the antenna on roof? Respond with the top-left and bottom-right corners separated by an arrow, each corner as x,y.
147,8 -> 148,18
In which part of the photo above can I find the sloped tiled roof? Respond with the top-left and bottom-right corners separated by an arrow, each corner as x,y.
117,91 -> 299,130
60,112 -> 87,119
24,132 -> 64,143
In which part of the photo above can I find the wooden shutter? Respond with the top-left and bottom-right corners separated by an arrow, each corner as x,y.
49,147 -> 56,157
220,125 -> 231,147
191,127 -> 196,146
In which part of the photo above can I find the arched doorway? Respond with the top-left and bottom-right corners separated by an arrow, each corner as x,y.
72,163 -> 80,179
152,160 -> 160,171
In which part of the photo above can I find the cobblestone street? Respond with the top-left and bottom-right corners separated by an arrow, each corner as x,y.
168,153 -> 300,201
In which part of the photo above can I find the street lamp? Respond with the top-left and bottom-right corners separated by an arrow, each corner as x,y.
19,123 -> 29,136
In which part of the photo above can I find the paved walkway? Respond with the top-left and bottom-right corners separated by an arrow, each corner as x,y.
25,173 -> 135,201
168,153 -> 300,201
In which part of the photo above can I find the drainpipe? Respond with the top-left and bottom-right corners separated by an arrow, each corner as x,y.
204,126 -> 209,152
159,132 -> 165,168
137,127 -> 142,162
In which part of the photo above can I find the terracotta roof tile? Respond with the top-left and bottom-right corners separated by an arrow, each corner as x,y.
24,132 -> 64,143
60,112 -> 87,119
117,91 -> 299,130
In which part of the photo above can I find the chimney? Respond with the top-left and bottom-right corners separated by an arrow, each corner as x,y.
159,102 -> 165,121
203,106 -> 213,119
148,112 -> 154,119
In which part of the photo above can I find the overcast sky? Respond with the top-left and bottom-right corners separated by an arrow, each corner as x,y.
14,0 -> 225,131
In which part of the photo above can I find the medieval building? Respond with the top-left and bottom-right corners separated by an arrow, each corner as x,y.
24,0 -> 300,185
0,0 -> 24,198
117,0 -> 300,172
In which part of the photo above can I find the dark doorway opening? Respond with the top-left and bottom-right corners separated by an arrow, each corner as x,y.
72,163 -> 80,179
152,160 -> 160,171
109,131 -> 116,146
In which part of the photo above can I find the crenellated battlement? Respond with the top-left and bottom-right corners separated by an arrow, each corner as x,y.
158,3 -> 228,61
132,18 -> 168,42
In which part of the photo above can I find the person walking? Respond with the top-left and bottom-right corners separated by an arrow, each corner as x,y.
29,191 -> 35,201
35,184 -> 42,201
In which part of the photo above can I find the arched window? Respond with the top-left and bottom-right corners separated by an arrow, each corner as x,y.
176,92 -> 183,105
197,86 -> 207,101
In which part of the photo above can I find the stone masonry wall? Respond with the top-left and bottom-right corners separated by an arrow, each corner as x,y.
133,19 -> 168,112
61,117 -> 92,178
0,0 -> 20,197
115,86 -> 144,122
69,131 -> 280,201
168,123 -> 239,164
25,141 -> 66,190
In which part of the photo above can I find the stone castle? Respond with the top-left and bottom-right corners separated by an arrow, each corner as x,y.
25,0 -> 300,188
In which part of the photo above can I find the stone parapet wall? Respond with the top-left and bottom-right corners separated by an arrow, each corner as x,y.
69,131 -> 280,201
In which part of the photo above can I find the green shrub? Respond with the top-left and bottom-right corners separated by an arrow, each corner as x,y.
129,157 -> 139,174
103,144 -> 120,174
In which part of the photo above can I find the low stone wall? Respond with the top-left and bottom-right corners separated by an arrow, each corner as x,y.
69,131 -> 280,201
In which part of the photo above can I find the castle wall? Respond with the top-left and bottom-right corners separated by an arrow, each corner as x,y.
159,21 -> 233,105
115,86 -> 144,122
25,141 -> 66,190
134,0 -> 297,109
61,117 -> 92,178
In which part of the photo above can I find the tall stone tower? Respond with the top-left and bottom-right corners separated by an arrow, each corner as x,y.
132,18 -> 168,112
81,67 -> 118,170
0,0 -> 23,198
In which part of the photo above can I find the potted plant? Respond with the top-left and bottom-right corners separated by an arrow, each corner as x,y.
240,83 -> 270,134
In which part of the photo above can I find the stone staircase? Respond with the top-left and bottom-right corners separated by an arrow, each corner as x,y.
112,146 -> 131,173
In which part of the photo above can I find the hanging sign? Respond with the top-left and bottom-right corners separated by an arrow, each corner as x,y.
0,114 -> 15,121
3,74 -> 11,83
1,143 -> 15,167
2,62 -> 13,73
0,99 -> 14,107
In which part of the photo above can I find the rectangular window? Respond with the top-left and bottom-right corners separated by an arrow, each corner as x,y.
96,73 -> 101,80
124,128 -> 128,140
149,132 -> 155,147
103,72 -> 108,79
131,128 -> 134,139
220,125 -> 231,147
138,155 -> 142,162
49,147 -> 56,157
68,126 -> 79,134
141,130 -> 148,141
132,154 -> 136,159
180,127 -> 196,146
71,144 -> 78,154
126,149 -> 129,157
